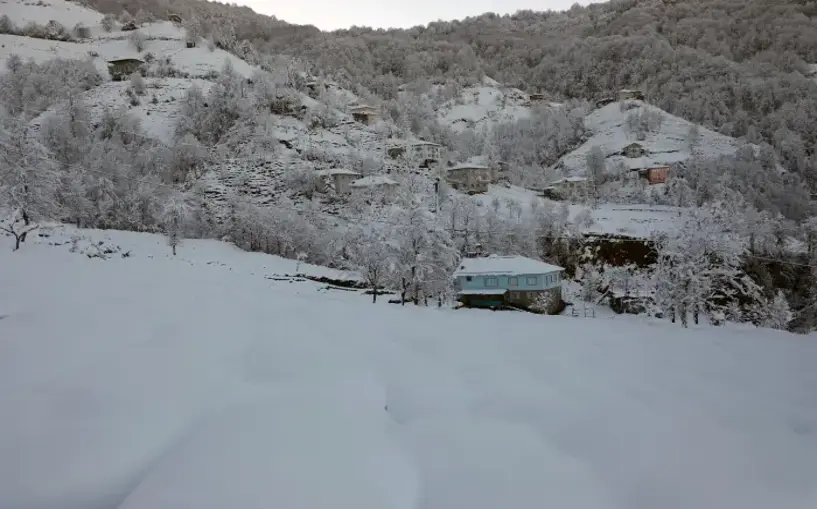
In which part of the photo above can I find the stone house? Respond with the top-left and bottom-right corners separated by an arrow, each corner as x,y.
315,168 -> 362,195
350,105 -> 380,125
622,142 -> 646,158
107,58 -> 144,81
445,164 -> 497,194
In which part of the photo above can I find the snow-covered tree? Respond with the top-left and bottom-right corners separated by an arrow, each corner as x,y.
348,225 -> 394,303
764,291 -> 793,331
100,13 -> 116,32
162,192 -> 189,255
183,15 -> 202,47
128,30 -> 146,52
0,118 -> 59,250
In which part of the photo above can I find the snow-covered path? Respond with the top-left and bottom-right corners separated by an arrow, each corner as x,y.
1,228 -> 816,509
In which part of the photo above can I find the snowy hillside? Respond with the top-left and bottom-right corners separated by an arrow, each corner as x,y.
434,77 -> 536,133
556,100 -> 745,176
30,78 -> 214,141
1,0 -> 103,28
0,0 -> 255,79
1,227 -> 816,509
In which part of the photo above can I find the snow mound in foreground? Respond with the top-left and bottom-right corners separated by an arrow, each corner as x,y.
0,227 -> 816,509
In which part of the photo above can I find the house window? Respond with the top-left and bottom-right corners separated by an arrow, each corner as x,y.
509,277 -> 518,287
526,276 -> 538,285
466,276 -> 473,282
485,277 -> 498,287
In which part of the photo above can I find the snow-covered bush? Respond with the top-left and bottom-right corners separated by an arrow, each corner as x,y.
129,72 -> 146,96
72,23 -> 90,39
763,291 -> 793,331
128,30 -> 146,52
0,14 -> 16,34
69,235 -> 122,259
100,14 -> 116,32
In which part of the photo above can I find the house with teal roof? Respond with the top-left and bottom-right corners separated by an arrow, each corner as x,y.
453,255 -> 565,313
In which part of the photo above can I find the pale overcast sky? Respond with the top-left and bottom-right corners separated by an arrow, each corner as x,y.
238,1 -> 597,31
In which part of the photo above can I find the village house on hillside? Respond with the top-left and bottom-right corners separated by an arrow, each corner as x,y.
453,255 -> 565,314
387,140 -> 442,168
622,142 -> 646,158
528,92 -> 546,104
445,163 -> 498,194
625,159 -> 670,185
545,176 -> 588,200
107,58 -> 144,81
619,89 -> 645,101
314,168 -> 361,195
349,105 -> 379,125
350,175 -> 398,201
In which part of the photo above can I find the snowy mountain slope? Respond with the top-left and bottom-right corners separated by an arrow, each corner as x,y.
556,100 -> 744,176
0,33 -> 93,69
1,227 -> 816,509
0,15 -> 255,79
481,184 -> 682,238
434,78 -> 535,133
31,78 -> 214,141
1,0 -> 103,28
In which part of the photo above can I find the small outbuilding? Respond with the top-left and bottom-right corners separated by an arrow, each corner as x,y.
350,105 -> 380,125
107,58 -> 144,81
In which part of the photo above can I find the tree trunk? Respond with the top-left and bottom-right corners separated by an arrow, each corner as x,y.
172,244 -> 177,256
13,232 -> 21,251
372,285 -> 377,303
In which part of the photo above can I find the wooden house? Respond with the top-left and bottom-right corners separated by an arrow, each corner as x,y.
445,164 -> 497,194
453,255 -> 565,313
644,166 -> 669,184
528,92 -> 546,103
350,105 -> 380,125
622,142 -> 646,158
619,89 -> 645,101
107,58 -> 144,81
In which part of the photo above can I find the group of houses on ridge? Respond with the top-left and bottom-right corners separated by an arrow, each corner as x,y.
453,254 -> 565,314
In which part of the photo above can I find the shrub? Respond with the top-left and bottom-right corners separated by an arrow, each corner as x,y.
128,30 -> 146,52
0,14 -> 17,35
130,72 -> 145,95
73,23 -> 90,39
100,14 -> 116,32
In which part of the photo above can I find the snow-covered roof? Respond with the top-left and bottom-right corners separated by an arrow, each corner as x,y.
448,164 -> 491,172
350,175 -> 398,188
315,168 -> 361,177
350,104 -> 377,112
453,255 -> 564,277
552,177 -> 587,184
410,140 -> 441,147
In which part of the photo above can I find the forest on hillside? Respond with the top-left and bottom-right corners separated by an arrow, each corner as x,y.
79,0 -> 817,193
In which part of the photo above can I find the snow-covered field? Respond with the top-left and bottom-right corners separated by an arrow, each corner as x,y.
2,227 -> 816,509
435,77 -> 533,133
484,184 -> 681,237
557,101 -> 744,176
1,0 -> 103,28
